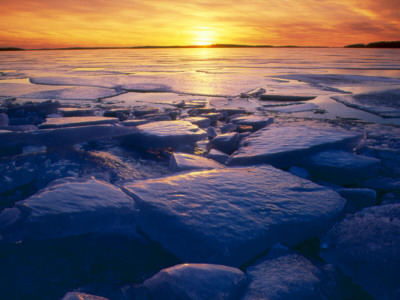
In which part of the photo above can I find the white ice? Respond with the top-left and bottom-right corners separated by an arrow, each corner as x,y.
122,165 -> 345,266
124,120 -> 207,149
170,152 -> 225,172
227,123 -> 365,168
39,116 -> 119,129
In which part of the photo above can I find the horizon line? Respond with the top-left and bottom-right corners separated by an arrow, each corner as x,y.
1,40 -> 400,51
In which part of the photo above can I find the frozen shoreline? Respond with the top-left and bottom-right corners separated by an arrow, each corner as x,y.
1,49 -> 400,299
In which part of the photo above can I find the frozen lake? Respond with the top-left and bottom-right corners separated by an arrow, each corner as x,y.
1,47 -> 400,124
1,48 -> 400,300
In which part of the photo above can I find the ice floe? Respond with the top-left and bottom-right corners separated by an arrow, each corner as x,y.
230,115 -> 274,131
304,150 -> 380,185
332,89 -> 400,118
39,116 -> 119,129
0,178 -> 137,243
321,204 -> 400,300
124,120 -> 207,149
169,152 -> 225,172
143,264 -> 246,300
228,123 -> 365,168
123,165 -> 345,266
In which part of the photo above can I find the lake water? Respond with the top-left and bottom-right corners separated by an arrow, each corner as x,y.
1,48 -> 400,124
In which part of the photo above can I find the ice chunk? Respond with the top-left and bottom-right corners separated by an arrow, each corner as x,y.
39,116 -> 119,129
20,86 -> 119,100
183,117 -> 211,128
7,100 -> 60,118
59,107 -> 94,117
170,152 -> 225,172
243,248 -> 325,299
228,124 -> 365,168
124,120 -> 207,149
123,166 -> 345,266
321,204 -> 400,299
61,292 -> 109,300
133,106 -> 160,117
209,132 -> 239,154
230,115 -> 274,131
336,188 -> 376,213
143,264 -> 246,300
304,150 -> 380,185
206,149 -> 230,164
0,178 -> 137,243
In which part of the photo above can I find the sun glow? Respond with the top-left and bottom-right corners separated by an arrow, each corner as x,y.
192,27 -> 215,46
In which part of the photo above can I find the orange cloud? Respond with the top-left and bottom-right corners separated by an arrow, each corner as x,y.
1,0 -> 399,48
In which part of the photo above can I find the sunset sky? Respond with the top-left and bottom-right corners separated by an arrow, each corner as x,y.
1,0 -> 399,49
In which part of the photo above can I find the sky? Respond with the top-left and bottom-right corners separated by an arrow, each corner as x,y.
1,0 -> 399,48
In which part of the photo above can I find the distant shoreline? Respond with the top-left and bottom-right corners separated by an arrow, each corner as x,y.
1,41 -> 399,51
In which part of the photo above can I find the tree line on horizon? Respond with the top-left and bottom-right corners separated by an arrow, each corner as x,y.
1,41 -> 400,51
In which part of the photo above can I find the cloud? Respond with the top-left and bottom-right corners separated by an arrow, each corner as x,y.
1,0 -> 399,48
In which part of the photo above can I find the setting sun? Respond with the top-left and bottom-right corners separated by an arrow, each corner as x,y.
192,27 -> 215,46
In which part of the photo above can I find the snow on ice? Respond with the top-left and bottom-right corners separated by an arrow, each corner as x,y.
228,123 -> 365,168
123,165 -> 345,266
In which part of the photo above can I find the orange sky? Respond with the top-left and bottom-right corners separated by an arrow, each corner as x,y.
1,0 -> 399,48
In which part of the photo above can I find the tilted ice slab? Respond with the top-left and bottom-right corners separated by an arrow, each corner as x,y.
1,124 -> 138,148
39,116 -> 119,129
332,89 -> 400,118
125,120 -> 207,148
0,178 -> 137,243
227,124 -> 364,168
19,86 -> 119,100
143,264 -> 246,300
123,165 -> 345,266
321,204 -> 400,300
243,245 -> 327,300
170,152 -> 225,172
